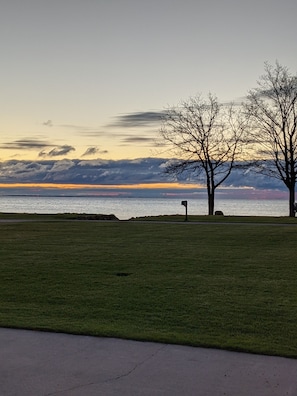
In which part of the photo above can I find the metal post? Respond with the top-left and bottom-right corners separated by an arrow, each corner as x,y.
181,200 -> 188,221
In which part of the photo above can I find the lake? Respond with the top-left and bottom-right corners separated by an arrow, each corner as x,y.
0,195 -> 290,220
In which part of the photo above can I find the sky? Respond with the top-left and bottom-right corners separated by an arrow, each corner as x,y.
1,0 -> 297,192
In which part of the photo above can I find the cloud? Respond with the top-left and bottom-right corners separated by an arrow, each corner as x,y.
0,157 -> 285,193
43,120 -> 53,127
1,139 -> 77,160
103,111 -> 165,149
0,158 -> 168,184
58,124 -> 104,137
49,159 -> 75,172
0,160 -> 51,180
119,136 -> 156,145
39,145 -> 75,157
0,139 -> 53,150
109,111 -> 164,128
59,124 -> 92,130
82,147 -> 108,157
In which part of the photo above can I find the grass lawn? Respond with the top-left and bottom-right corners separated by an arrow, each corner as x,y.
1,216 -> 297,358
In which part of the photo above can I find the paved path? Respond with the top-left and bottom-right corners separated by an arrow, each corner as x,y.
1,327 -> 297,396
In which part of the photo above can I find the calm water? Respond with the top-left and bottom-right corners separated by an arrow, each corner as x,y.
0,196 -> 289,220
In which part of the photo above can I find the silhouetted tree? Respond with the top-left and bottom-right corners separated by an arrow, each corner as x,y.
245,62 -> 297,217
160,94 -> 247,215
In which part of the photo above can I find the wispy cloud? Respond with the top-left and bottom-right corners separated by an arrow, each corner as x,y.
119,136 -> 156,145
1,138 -> 78,159
59,124 -> 104,137
82,147 -> 108,157
43,120 -> 53,127
41,122 -> 104,137
0,139 -> 53,150
109,111 -> 164,128
39,145 -> 75,157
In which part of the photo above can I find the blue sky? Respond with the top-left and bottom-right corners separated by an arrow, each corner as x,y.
0,0 -> 296,192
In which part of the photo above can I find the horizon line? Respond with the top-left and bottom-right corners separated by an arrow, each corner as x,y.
0,182 -> 206,190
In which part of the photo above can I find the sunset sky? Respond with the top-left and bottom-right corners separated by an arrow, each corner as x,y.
1,0 -> 297,164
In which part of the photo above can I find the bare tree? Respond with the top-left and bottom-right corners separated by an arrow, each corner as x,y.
245,62 -> 297,217
159,93 -> 246,215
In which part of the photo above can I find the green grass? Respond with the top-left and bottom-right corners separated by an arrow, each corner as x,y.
1,217 -> 297,358
131,213 -> 297,224
1,212 -> 297,224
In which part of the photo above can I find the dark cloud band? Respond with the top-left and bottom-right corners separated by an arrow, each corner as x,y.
0,158 -> 285,191
0,139 -> 53,150
109,111 -> 164,128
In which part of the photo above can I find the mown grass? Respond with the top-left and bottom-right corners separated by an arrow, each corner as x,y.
1,212 -> 297,224
1,217 -> 297,358
131,213 -> 297,224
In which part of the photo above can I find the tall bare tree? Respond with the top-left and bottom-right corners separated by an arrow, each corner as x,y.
159,93 -> 246,215
245,62 -> 297,217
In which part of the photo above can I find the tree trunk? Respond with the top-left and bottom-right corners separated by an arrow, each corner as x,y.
206,176 -> 215,215
208,192 -> 214,215
289,184 -> 295,217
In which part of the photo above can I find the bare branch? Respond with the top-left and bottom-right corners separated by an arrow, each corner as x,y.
245,61 -> 297,216
159,94 -> 247,215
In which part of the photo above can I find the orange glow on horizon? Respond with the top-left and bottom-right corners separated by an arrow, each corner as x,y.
0,182 -> 204,190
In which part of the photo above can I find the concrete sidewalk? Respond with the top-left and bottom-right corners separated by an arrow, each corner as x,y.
1,327 -> 297,396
